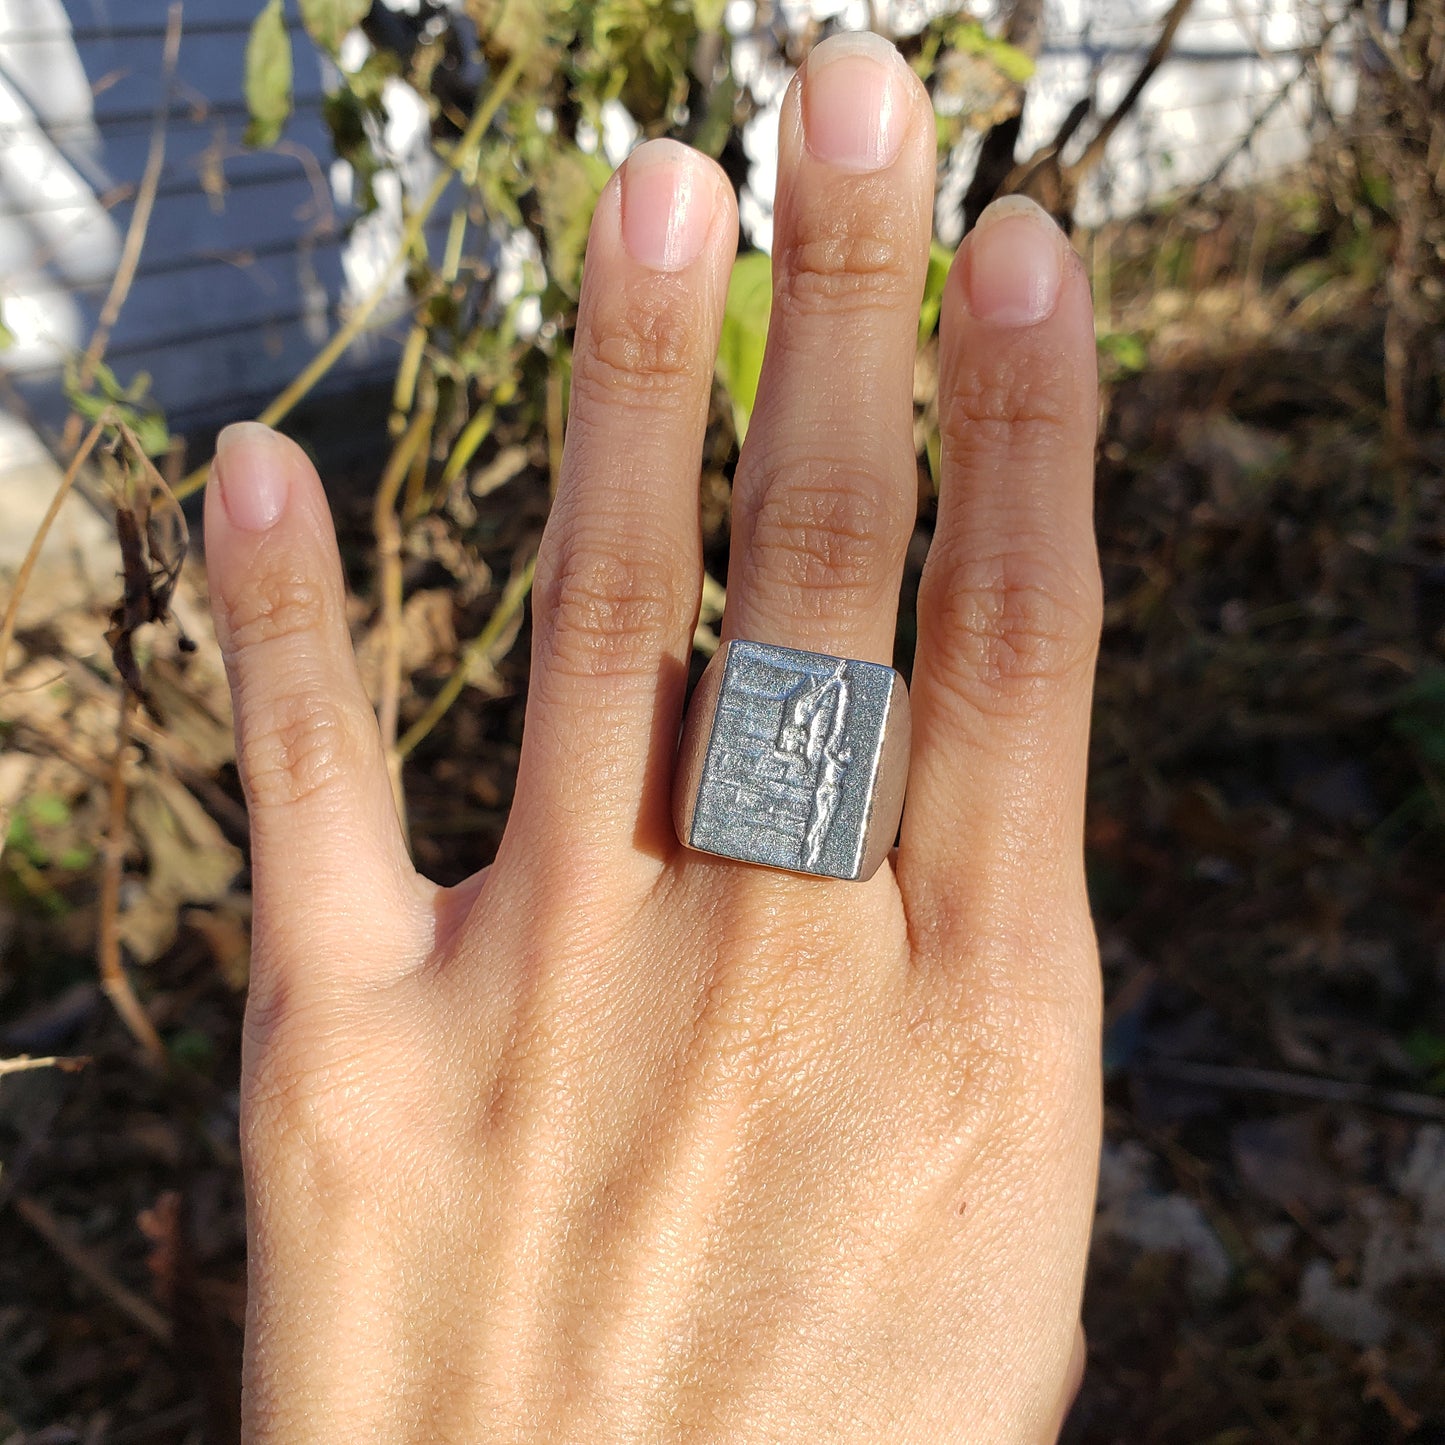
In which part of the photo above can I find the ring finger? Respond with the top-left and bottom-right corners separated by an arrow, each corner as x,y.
723,31 -> 935,666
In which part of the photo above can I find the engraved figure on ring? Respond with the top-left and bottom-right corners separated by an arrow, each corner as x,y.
775,660 -> 852,868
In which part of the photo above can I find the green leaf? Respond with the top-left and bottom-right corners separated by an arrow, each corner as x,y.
925,426 -> 941,495
917,239 -> 955,345
534,147 -> 612,298
6,811 -> 39,862
298,0 -> 370,56
950,21 -> 1035,84
62,356 -> 168,454
1097,329 -> 1148,376
131,413 -> 172,458
1393,667 -> 1445,768
323,86 -> 384,212
28,795 -> 70,828
716,252 -> 772,441
168,1027 -> 216,1072
0,300 -> 14,351
1405,1029 -> 1445,1092
693,0 -> 726,32
244,0 -> 294,148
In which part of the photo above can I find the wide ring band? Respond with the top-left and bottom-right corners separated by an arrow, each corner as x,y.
672,640 -> 911,882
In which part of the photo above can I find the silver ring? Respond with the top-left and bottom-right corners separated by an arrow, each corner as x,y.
672,640 -> 911,881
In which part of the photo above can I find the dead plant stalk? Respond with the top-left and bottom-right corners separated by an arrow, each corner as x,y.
10,1195 -> 170,1342
99,689 -> 167,1068
62,2 -> 182,455
0,413 -> 112,688
0,1054 -> 91,1078
374,404 -> 435,824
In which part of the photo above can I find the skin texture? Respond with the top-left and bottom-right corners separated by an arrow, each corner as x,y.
206,34 -> 1102,1445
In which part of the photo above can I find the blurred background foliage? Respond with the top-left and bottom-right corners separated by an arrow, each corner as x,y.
234,0 -> 1036,586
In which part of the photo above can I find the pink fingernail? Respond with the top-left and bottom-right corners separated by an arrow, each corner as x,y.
803,31 -> 908,172
965,195 -> 1065,327
213,422 -> 290,532
621,139 -> 714,272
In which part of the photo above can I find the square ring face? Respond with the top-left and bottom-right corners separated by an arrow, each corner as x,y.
686,641 -> 902,880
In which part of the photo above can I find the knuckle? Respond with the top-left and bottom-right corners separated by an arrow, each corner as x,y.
241,993 -> 418,1213
535,530 -> 682,681
572,283 -> 702,408
221,560 -> 331,654
921,543 -> 1101,704
743,456 -> 909,612
242,1051 -> 368,1209
945,347 -> 1077,438
913,928 -> 1102,1121
778,203 -> 915,314
237,685 -> 377,812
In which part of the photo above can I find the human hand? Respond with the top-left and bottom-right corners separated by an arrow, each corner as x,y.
205,31 -> 1101,1443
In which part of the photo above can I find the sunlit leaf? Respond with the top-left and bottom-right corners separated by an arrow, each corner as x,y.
244,0 -> 294,148
917,239 -> 955,344
716,251 -> 772,441
534,147 -> 612,297
716,251 -> 774,439
693,0 -> 726,31
1097,330 -> 1149,376
28,795 -> 71,828
950,20 -> 1035,84
298,0 -> 370,56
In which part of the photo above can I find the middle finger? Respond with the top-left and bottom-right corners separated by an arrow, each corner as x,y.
725,31 -> 935,665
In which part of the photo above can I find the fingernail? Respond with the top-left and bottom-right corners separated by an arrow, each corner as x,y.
621,139 -> 715,272
803,30 -> 908,172
965,195 -> 1065,327
213,422 -> 290,532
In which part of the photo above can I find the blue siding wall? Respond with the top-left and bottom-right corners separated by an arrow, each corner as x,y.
0,0 -> 405,439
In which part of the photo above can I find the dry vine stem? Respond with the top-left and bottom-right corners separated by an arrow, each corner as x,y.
98,675 -> 166,1068
374,405 -> 436,824
61,2 -> 182,457
0,413 -> 112,688
11,1195 -> 170,1342
95,425 -> 193,1069
0,1054 -> 91,1078
395,552 -> 538,761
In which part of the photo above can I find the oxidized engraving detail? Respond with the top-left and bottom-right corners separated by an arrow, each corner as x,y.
774,659 -> 851,868
686,641 -> 902,880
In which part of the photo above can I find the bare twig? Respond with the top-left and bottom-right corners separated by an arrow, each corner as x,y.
395,552 -> 537,761
172,46 -> 534,501
0,413 -> 112,689
0,1053 -> 91,1077
10,1194 -> 170,1342
1139,1056 -> 1445,1123
961,0 -> 1046,228
983,0 -> 1196,221
374,404 -> 435,824
1197,10 -> 1347,193
98,690 -> 167,1068
63,3 -> 183,452
1065,0 -> 1197,182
